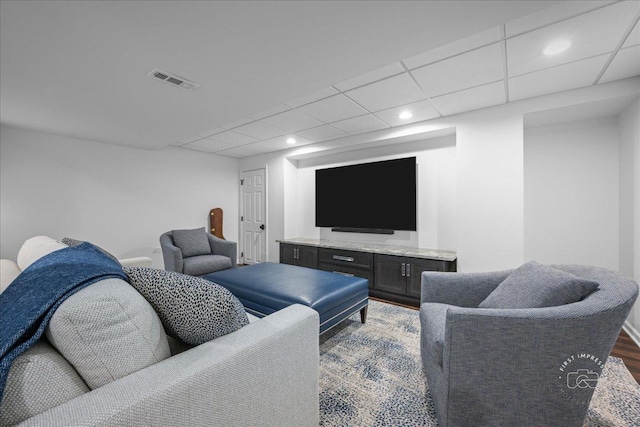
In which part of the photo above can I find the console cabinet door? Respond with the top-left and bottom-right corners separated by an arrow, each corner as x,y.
280,244 -> 297,265
297,246 -> 318,269
406,258 -> 445,299
374,254 -> 407,295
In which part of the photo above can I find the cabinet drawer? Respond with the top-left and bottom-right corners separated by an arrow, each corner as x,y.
318,262 -> 374,288
318,248 -> 373,270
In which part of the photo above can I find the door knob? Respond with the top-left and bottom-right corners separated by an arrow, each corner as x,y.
260,224 -> 265,230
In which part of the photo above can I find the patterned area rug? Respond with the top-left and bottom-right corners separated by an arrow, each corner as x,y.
319,300 -> 640,426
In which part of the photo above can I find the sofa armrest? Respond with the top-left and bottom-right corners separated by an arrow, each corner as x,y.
21,304 -> 320,427
118,257 -> 152,268
206,234 -> 237,267
159,233 -> 183,273
420,270 -> 512,307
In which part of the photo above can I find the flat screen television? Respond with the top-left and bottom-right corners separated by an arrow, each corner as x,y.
315,157 -> 417,234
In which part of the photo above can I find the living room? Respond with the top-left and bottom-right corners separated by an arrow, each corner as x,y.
1,1 -> 639,426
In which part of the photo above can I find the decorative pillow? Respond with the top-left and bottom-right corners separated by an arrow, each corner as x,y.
0,340 -> 89,426
45,278 -> 171,389
478,261 -> 599,309
0,259 -> 21,293
124,267 -> 249,345
172,227 -> 211,257
16,236 -> 67,271
61,236 -> 121,265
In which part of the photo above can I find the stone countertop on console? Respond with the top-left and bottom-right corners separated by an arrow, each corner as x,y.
277,238 -> 457,262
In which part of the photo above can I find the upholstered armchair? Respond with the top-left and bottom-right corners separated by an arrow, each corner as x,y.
419,263 -> 638,427
160,227 -> 237,276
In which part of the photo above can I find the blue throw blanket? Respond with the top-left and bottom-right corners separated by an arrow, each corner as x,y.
0,242 -> 128,401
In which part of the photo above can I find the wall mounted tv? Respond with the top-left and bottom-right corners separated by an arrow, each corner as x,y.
315,157 -> 417,234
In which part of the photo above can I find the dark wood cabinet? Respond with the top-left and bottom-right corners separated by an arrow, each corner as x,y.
280,243 -> 318,269
278,239 -> 456,307
318,248 -> 374,288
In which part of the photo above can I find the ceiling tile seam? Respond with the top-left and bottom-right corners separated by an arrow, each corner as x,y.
592,10 -> 640,84
330,68 -> 407,94
500,24 -> 510,104
507,51 -> 615,80
430,79 -> 505,101
399,60 -> 443,118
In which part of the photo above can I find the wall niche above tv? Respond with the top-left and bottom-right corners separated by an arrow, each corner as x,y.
315,156 -> 417,234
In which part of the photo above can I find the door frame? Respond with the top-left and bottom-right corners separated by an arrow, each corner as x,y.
239,166 -> 268,264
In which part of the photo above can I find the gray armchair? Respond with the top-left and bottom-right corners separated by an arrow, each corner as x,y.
419,264 -> 638,427
160,228 -> 237,276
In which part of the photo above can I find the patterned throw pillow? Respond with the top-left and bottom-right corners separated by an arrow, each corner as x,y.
123,267 -> 249,345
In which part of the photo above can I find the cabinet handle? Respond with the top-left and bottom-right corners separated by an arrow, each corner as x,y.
294,248 -> 299,259
333,255 -> 354,262
406,263 -> 410,277
401,263 -> 406,277
333,271 -> 354,277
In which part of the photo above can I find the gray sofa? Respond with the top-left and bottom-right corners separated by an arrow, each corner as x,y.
419,264 -> 638,427
160,228 -> 237,276
1,236 -> 320,426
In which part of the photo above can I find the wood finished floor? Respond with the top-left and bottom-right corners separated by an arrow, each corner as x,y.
371,297 -> 640,384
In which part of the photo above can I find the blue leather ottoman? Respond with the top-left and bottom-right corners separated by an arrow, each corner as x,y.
203,262 -> 369,334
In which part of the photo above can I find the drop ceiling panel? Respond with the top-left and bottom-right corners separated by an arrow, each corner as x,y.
345,73 -> 425,112
298,94 -> 369,123
249,104 -> 291,120
234,120 -> 287,139
600,45 -> 640,83
374,99 -> 440,126
507,1 -> 639,77
403,26 -> 502,69
197,127 -> 225,138
334,63 -> 405,91
411,43 -> 504,98
184,137 -> 235,152
330,114 -> 389,135
509,54 -> 609,101
220,117 -> 254,130
174,134 -> 202,146
262,109 -> 324,132
208,130 -> 257,145
286,86 -> 339,108
623,20 -> 640,48
430,81 -> 505,116
505,1 -> 615,37
296,124 -> 348,142
217,145 -> 265,158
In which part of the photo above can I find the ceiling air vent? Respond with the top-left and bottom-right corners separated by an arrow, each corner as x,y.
148,68 -> 200,91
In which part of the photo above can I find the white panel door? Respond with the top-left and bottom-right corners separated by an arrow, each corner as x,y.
240,168 -> 266,264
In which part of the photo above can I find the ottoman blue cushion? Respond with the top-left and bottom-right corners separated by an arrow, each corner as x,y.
204,262 -> 368,333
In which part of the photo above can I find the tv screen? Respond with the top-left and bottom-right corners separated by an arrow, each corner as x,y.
315,157 -> 417,232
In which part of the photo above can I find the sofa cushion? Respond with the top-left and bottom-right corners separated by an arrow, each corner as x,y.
0,259 -> 21,293
124,267 -> 249,345
172,227 -> 211,257
478,261 -> 599,309
0,340 -> 89,426
45,278 -> 171,389
183,254 -> 232,276
16,236 -> 67,271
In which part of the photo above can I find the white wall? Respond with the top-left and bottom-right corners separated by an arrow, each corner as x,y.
0,126 -> 239,267
293,135 -> 457,251
618,98 -> 640,336
524,118 -> 620,269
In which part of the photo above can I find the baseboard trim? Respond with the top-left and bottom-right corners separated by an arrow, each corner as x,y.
623,321 -> 640,348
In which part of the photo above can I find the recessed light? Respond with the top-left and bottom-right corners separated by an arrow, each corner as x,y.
286,137 -> 296,145
398,111 -> 413,120
543,39 -> 571,56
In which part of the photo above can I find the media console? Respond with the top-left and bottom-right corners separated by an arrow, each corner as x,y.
277,238 -> 457,307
